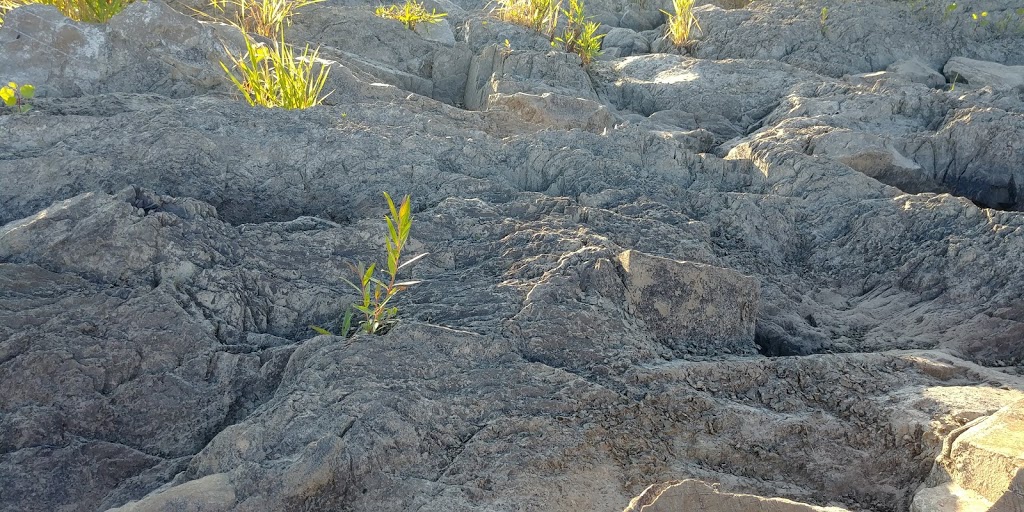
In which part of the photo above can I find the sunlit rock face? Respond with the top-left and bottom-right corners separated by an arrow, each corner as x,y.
1,0 -> 1023,510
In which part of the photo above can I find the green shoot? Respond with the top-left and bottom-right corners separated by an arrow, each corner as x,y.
0,81 -> 34,113
661,0 -> 702,47
311,193 -> 427,337
220,30 -> 332,109
492,0 -> 560,38
553,0 -> 604,66
375,0 -> 446,31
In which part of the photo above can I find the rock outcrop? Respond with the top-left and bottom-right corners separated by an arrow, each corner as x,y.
1,0 -> 1022,510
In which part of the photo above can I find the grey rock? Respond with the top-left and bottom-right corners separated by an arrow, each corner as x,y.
592,54 -> 822,140
944,56 -> 1024,90
888,58 -> 948,88
625,479 -> 850,511
464,45 -> 595,110
2,0 -> 1024,510
487,91 -> 615,133
616,250 -> 759,355
0,0 -> 246,98
601,27 -> 650,58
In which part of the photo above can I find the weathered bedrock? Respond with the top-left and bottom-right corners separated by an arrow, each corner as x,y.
1,0 -> 1022,510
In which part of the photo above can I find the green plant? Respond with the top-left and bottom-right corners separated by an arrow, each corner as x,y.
0,0 -> 132,25
661,0 -> 702,47
221,30 -> 332,109
0,81 -> 34,113
312,192 -> 427,337
819,6 -> 828,35
375,0 -> 446,30
210,0 -> 321,38
492,0 -> 559,37
553,0 -> 603,66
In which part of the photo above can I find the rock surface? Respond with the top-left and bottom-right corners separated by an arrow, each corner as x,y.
1,0 -> 1023,510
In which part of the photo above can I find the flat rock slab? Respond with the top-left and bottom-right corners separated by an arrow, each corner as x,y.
950,399 -> 1024,506
617,249 -> 759,355
944,57 -> 1024,90
624,479 -> 850,512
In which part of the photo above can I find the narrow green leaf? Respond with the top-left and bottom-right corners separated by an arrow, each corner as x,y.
340,309 -> 354,337
362,263 -> 376,287
340,276 -> 364,296
310,325 -> 333,336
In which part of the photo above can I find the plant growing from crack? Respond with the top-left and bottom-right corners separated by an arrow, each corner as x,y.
662,0 -> 702,48
312,192 -> 427,337
553,0 -> 603,66
221,30 -> 332,109
1,81 -> 33,113
375,0 -> 446,30
819,6 -> 828,35
492,0 -> 560,38
210,0 -> 322,38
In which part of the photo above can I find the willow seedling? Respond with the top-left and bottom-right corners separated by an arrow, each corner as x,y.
312,193 -> 427,337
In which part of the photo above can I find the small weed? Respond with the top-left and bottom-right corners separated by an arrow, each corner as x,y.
553,0 -> 603,65
661,0 -> 702,47
0,0 -> 132,25
210,0 -> 322,38
0,81 -> 34,113
221,30 -> 332,109
312,192 -> 428,337
941,1 -> 956,21
492,0 -> 559,38
819,6 -> 828,35
375,0 -> 446,31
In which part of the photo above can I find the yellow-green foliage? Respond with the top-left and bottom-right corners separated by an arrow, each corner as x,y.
311,192 -> 428,338
1,81 -> 34,112
492,0 -> 559,37
220,31 -> 332,109
553,0 -> 603,66
0,0 -> 132,25
662,0 -> 702,47
210,0 -> 321,38
375,0 -> 446,31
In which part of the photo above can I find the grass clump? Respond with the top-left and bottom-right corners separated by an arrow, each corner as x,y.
1,81 -> 34,113
312,192 -> 428,338
662,0 -> 702,47
492,0 -> 559,37
375,0 -> 446,30
211,0 -> 322,38
221,31 -> 332,109
553,0 -> 603,65
0,0 -> 132,25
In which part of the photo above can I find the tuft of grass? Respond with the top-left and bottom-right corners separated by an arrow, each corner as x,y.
1,81 -> 34,113
0,0 -> 132,25
312,192 -> 428,338
492,0 -> 559,38
661,0 -> 702,47
552,0 -> 603,66
375,0 -> 446,31
220,30 -> 332,109
210,0 -> 322,38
